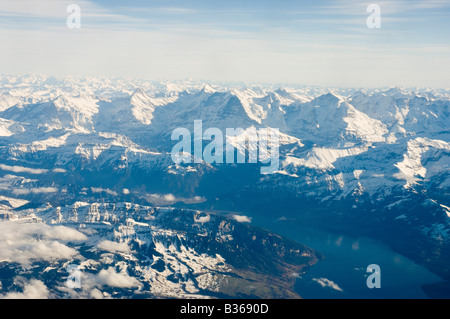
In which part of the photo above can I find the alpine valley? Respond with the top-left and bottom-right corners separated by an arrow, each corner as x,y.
0,74 -> 449,298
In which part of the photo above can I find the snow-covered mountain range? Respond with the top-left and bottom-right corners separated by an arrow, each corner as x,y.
0,74 -> 449,297
0,202 -> 317,298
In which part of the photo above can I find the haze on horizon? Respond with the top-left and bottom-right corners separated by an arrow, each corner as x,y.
0,0 -> 449,88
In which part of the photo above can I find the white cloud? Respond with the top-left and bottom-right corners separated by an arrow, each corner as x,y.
96,267 -> 142,288
144,193 -> 206,205
0,0 -> 134,22
164,194 -> 176,202
0,221 -> 86,267
1,278 -> 49,299
12,187 -> 58,195
195,214 -> 210,223
312,278 -> 344,292
97,240 -> 130,253
42,225 -> 88,241
89,288 -> 105,299
90,187 -> 118,196
0,164 -> 48,174
56,272 -> 104,299
232,215 -> 252,223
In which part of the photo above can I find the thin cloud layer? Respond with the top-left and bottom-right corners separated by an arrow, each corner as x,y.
0,164 -> 48,174
12,187 -> 58,195
0,0 -> 448,87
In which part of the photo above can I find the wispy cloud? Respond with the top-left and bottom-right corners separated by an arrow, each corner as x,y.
0,0 -> 448,87
0,164 -> 47,174
0,164 -> 67,174
312,277 -> 344,292
0,0 -> 145,30
12,187 -> 58,195
143,193 -> 206,205
90,187 -> 118,196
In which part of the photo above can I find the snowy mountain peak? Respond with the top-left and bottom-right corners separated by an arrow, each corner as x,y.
131,88 -> 147,97
201,84 -> 217,94
311,93 -> 342,106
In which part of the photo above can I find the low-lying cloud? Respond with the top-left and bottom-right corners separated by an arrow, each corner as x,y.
232,215 -> 252,223
0,278 -> 49,299
96,267 -> 142,289
144,193 -> 206,205
0,221 -> 87,267
12,187 -> 58,195
97,240 -> 131,253
90,187 -> 118,196
0,164 -> 67,175
0,164 -> 48,174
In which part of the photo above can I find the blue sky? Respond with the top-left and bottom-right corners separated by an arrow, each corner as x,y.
0,0 -> 449,87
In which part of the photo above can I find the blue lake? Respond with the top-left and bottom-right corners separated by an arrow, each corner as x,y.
252,216 -> 444,299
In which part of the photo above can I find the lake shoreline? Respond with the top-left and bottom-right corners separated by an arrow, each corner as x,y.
250,216 -> 445,299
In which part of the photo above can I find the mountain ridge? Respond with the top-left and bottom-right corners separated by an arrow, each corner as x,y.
0,75 -> 449,294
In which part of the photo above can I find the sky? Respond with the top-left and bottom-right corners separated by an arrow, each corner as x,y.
0,0 -> 449,88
